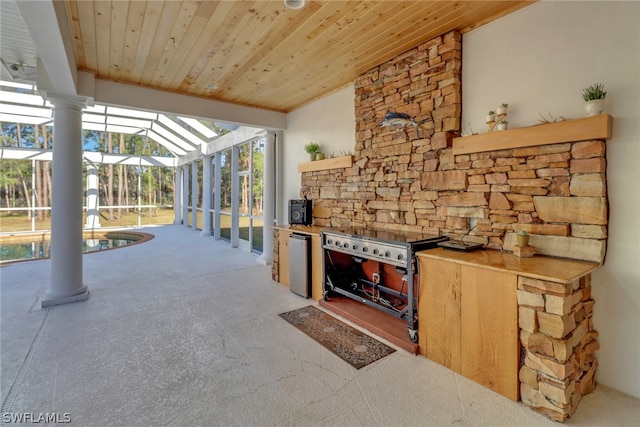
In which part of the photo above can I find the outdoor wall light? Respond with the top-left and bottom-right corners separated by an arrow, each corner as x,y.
284,0 -> 306,10
1,59 -> 36,81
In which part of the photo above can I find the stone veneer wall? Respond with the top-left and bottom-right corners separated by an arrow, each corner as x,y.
302,31 -> 462,232
293,29 -> 604,422
517,274 -> 598,422
440,140 -> 607,262
300,30 -> 608,264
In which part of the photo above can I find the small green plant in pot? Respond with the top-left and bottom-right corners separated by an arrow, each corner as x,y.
516,230 -> 530,247
582,83 -> 607,116
304,142 -> 321,161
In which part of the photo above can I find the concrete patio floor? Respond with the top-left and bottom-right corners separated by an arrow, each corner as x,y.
1,225 -> 639,426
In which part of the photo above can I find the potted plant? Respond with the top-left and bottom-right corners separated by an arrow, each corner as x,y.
497,103 -> 509,116
486,110 -> 497,123
582,83 -> 606,116
316,152 -> 325,160
304,142 -> 321,161
516,230 -> 530,247
497,120 -> 508,131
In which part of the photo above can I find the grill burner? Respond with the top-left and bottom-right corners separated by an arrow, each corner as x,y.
322,228 -> 448,343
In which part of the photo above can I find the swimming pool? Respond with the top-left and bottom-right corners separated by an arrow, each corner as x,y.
0,231 -> 154,264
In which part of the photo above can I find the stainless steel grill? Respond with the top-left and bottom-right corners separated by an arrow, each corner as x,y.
322,228 -> 447,343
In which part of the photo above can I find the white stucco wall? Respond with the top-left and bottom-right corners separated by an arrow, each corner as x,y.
280,86 -> 355,222
462,1 -> 640,398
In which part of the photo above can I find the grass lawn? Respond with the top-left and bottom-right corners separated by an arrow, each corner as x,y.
1,209 -> 264,251
0,208 -> 176,233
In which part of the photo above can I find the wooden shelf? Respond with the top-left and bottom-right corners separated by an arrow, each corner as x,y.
453,114 -> 612,156
298,155 -> 353,173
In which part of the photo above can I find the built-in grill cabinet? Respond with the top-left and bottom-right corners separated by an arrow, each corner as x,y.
321,228 -> 447,343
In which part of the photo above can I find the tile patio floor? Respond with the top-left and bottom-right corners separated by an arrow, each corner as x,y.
1,225 -> 638,426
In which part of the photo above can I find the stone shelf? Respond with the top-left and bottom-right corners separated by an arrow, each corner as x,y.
453,114 -> 612,156
298,155 -> 353,173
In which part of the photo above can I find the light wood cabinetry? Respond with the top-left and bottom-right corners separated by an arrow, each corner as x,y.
278,230 -> 291,287
419,258 -> 461,372
418,248 -> 598,402
310,234 -> 323,301
273,226 -> 323,300
460,265 -> 519,401
418,257 -> 519,400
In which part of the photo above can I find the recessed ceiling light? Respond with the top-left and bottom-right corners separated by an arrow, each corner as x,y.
284,0 -> 306,10
204,83 -> 218,90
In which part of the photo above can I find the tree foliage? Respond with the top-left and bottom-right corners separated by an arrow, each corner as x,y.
0,122 -> 175,222
0,118 -> 265,234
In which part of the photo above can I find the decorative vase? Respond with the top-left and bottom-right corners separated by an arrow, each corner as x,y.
585,99 -> 605,116
309,153 -> 317,161
316,152 -> 325,160
497,122 -> 508,131
516,234 -> 530,247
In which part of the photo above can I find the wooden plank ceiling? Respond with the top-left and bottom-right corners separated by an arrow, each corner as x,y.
64,1 -> 534,113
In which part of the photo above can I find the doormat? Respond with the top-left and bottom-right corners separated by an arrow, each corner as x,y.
279,305 -> 395,369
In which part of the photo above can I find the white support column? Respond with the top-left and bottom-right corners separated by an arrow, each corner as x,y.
174,166 -> 182,225
42,94 -> 89,308
182,163 -> 189,227
201,156 -> 212,236
213,154 -> 222,240
191,160 -> 198,230
275,131 -> 284,226
231,146 -> 240,247
260,132 -> 276,264
84,162 -> 101,229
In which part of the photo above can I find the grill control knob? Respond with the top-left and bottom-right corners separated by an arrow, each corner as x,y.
397,254 -> 404,261
362,247 -> 368,253
334,241 -> 340,247
384,251 -> 391,258
343,242 -> 349,248
372,248 -> 379,255
352,244 -> 358,250
327,239 -> 333,245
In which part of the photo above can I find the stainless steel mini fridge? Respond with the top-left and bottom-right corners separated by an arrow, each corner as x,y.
289,233 -> 310,298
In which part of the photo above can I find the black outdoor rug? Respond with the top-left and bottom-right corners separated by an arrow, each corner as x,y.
278,305 -> 395,369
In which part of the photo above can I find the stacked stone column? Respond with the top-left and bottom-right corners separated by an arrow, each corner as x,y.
271,229 -> 280,282
517,274 -> 599,421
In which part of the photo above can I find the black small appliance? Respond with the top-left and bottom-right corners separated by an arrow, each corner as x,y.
288,198 -> 312,225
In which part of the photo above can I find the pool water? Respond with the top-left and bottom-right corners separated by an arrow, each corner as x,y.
0,235 -> 141,263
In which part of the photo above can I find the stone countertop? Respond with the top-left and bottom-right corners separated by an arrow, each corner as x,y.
416,247 -> 598,284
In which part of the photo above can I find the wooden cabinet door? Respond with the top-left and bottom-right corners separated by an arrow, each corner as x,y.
310,234 -> 323,300
460,265 -> 519,401
278,231 -> 291,287
418,257 -> 462,373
